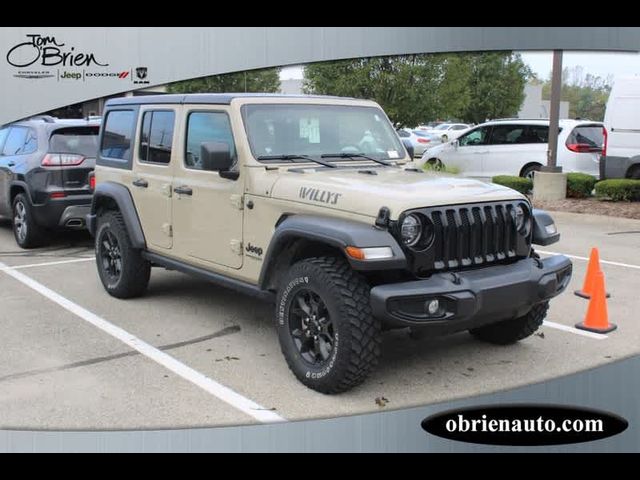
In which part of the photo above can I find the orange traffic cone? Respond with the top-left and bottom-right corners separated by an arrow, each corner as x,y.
575,270 -> 616,333
575,248 -> 610,299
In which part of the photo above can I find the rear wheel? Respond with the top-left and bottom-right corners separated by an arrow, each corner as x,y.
627,165 -> 640,180
521,163 -> 542,180
12,193 -> 45,249
95,210 -> 151,299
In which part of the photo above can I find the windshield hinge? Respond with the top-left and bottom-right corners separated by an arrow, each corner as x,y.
230,194 -> 244,210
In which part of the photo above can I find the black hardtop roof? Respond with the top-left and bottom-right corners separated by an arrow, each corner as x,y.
8,116 -> 100,132
105,92 -> 357,107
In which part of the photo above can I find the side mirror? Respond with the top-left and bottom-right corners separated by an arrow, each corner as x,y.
452,139 -> 459,148
401,138 -> 414,159
201,142 -> 233,172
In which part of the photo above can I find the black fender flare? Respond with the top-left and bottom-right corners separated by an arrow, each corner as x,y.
88,181 -> 146,249
258,214 -> 407,290
8,180 -> 34,204
532,209 -> 560,246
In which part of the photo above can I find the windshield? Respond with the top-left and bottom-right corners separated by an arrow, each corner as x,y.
243,104 -> 406,162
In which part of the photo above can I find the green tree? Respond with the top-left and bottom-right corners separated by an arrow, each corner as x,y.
167,67 -> 281,94
461,52 -> 533,124
303,54 -> 470,127
303,52 -> 530,127
541,66 -> 612,121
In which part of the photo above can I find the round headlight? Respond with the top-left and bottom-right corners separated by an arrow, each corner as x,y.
400,214 -> 422,247
515,204 -> 529,232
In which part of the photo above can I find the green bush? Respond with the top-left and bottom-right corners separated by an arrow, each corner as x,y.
566,173 -> 597,198
595,179 -> 640,202
492,175 -> 532,194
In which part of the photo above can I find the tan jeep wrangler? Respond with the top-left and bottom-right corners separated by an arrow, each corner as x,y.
87,93 -> 572,394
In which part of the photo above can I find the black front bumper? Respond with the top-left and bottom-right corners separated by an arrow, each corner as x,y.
370,255 -> 572,333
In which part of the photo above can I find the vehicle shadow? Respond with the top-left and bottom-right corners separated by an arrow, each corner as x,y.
0,218 -> 93,255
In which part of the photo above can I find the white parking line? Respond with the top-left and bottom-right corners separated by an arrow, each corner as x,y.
537,250 -> 640,270
542,321 -> 608,340
0,257 -> 94,272
0,260 -> 286,424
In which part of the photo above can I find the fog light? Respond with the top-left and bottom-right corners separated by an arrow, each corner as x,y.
426,299 -> 440,315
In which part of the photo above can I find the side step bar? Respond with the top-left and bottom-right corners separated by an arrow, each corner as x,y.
142,252 -> 275,303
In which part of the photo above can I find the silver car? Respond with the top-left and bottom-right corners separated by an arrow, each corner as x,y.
397,129 -> 441,157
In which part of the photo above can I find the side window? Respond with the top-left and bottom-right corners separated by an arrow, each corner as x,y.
488,124 -> 525,145
397,130 -> 410,138
139,110 -> 175,165
459,127 -> 490,147
185,112 -> 236,170
0,128 -> 8,152
2,127 -> 33,155
100,110 -> 135,160
22,128 -> 38,154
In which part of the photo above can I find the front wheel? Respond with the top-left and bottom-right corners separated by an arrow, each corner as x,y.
427,158 -> 445,171
469,301 -> 549,345
95,210 -> 151,299
276,256 -> 381,394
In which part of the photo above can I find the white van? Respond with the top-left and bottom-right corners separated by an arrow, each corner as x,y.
603,76 -> 640,179
418,119 -> 604,180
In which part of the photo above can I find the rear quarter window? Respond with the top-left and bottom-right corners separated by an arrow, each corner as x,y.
567,125 -> 604,149
100,110 -> 136,161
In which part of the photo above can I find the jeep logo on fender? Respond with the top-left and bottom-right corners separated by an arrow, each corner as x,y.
299,187 -> 342,205
245,243 -> 263,257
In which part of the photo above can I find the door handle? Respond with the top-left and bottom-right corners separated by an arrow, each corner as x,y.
132,178 -> 148,188
7,162 -> 15,167
173,186 -> 193,196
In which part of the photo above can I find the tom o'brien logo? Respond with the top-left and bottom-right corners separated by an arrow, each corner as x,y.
6,33 -> 149,83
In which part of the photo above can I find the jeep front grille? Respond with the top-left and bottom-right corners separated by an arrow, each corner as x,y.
401,201 -> 531,275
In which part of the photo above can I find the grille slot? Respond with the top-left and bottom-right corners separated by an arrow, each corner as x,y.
424,202 -> 521,272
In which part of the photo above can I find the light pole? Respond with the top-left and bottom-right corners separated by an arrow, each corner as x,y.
533,49 -> 568,201
544,50 -> 563,172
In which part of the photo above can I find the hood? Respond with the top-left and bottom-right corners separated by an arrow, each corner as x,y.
269,165 -> 526,219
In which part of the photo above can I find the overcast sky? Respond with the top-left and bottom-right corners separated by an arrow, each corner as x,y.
280,51 -> 640,82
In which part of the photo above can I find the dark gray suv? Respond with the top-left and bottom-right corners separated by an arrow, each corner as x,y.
0,116 -> 100,248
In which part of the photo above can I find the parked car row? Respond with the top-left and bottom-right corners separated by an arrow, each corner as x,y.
0,116 -> 100,247
416,122 -> 471,142
416,118 -> 605,180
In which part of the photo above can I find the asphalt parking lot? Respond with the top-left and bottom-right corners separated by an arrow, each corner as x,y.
0,211 -> 639,430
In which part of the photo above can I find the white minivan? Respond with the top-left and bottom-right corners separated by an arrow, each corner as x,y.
418,119 -> 605,180
602,76 -> 640,179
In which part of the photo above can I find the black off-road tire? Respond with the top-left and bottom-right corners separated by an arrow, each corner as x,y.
469,301 -> 549,345
276,256 -> 381,394
12,193 -> 45,249
95,210 -> 151,299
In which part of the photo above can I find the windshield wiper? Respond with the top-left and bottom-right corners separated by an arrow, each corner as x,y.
320,153 -> 397,167
257,154 -> 337,168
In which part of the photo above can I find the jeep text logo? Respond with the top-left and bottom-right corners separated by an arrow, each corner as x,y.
299,187 -> 342,205
245,243 -> 263,257
6,34 -> 109,68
